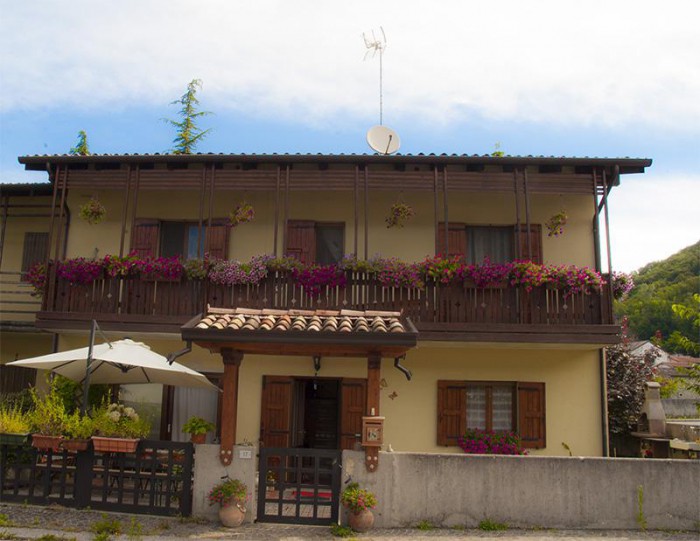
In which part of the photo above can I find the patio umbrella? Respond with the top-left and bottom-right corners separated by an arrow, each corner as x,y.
8,338 -> 218,391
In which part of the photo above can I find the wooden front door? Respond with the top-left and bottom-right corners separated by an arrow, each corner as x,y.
260,376 -> 366,451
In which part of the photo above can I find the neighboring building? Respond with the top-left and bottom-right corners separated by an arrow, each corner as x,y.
0,153 -> 652,459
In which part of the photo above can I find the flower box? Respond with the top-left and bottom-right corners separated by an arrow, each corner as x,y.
63,438 -> 93,452
0,432 -> 31,446
92,436 -> 139,453
31,434 -> 63,452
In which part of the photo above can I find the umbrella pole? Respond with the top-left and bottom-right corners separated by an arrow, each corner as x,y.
81,320 -> 97,414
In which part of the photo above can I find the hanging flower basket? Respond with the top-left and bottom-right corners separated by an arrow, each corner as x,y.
546,210 -> 568,237
385,202 -> 415,228
79,197 -> 107,225
228,201 -> 255,227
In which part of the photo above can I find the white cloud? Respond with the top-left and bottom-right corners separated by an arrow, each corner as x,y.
1,0 -> 699,130
607,173 -> 700,272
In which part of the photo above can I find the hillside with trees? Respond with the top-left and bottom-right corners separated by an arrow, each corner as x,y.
615,240 -> 700,355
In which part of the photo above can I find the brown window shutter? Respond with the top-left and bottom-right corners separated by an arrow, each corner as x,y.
517,381 -> 546,449
131,219 -> 160,258
340,378 -> 367,450
20,232 -> 49,281
260,376 -> 293,448
437,223 -> 467,258
515,224 -> 542,264
285,220 -> 316,265
437,380 -> 466,446
206,220 -> 230,260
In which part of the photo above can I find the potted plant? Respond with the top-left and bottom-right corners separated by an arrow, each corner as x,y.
91,402 -> 150,453
182,416 -> 215,444
79,196 -> 107,225
62,410 -> 95,452
385,202 -> 415,228
341,482 -> 377,532
0,405 -> 32,446
208,476 -> 248,528
28,383 -> 67,451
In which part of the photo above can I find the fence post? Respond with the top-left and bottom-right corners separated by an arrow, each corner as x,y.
73,448 -> 94,508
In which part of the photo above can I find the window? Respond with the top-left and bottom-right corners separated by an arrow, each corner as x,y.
437,380 -> 546,449
160,222 -> 206,259
131,219 -> 229,259
438,223 -> 542,264
20,232 -> 48,281
285,220 -> 345,265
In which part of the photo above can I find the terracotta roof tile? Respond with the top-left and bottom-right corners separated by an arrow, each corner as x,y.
196,307 -> 407,334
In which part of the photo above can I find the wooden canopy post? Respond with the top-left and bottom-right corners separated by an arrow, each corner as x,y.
365,354 -> 381,472
220,348 -> 243,465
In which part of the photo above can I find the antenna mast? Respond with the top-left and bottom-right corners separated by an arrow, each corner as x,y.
363,27 -> 387,125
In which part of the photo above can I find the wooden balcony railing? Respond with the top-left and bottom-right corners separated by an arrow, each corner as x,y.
40,270 -> 613,331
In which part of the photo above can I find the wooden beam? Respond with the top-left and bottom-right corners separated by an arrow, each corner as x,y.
220,348 -> 243,466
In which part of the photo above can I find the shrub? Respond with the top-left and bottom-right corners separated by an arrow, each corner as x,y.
92,403 -> 150,439
340,482 -> 377,514
28,380 -> 68,436
208,477 -> 248,508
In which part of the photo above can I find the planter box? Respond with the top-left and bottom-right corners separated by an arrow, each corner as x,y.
31,434 -> 63,452
92,436 -> 139,453
63,438 -> 93,452
0,432 -> 31,446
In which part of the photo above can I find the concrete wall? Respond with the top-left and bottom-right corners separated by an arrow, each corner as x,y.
342,450 -> 700,530
192,444 -> 258,522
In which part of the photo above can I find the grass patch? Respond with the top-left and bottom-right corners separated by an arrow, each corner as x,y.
416,520 -> 435,530
330,523 -> 355,537
93,533 -> 110,541
90,514 -> 121,537
127,517 -> 143,540
478,519 -> 508,531
0,531 -> 18,540
0,516 -> 10,528
37,535 -> 78,541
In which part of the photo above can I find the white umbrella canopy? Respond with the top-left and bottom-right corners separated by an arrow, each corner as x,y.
8,339 -> 218,390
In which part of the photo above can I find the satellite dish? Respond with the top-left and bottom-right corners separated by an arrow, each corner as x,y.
367,125 -> 401,155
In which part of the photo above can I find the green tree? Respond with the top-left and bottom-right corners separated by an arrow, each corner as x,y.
615,241 -> 700,354
69,130 -> 90,155
164,78 -> 212,154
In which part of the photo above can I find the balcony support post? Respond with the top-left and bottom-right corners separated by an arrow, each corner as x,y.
128,166 -> 141,255
364,165 -> 369,260
197,164 -> 207,258
118,165 -> 132,257
354,165 -> 359,257
220,348 -> 243,466
513,168 -> 522,260
523,167 -> 532,261
274,165 -> 280,256
442,167 -> 449,254
433,166 -> 439,254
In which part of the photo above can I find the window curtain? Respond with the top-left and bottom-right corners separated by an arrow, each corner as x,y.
172,387 -> 219,443
467,226 -> 513,264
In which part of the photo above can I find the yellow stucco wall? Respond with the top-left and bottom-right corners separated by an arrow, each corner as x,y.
61,185 -> 596,267
0,332 -> 54,365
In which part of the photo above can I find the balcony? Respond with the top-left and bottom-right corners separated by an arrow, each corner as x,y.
36,270 -> 618,344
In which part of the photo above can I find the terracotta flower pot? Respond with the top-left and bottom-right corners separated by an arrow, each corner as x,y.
219,503 -> 245,528
31,434 -> 63,452
92,436 -> 139,453
190,433 -> 206,444
62,438 -> 92,452
348,508 -> 374,532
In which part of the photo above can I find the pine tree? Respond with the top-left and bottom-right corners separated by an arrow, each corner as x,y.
69,130 -> 90,155
164,79 -> 212,154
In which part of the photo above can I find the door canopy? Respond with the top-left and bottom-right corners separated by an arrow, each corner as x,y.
182,306 -> 418,358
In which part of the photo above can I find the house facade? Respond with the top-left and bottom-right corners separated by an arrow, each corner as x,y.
0,153 -> 651,462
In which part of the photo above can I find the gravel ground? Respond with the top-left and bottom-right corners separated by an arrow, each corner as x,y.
1,503 -> 698,541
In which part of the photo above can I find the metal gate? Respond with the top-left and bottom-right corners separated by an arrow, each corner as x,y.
257,447 -> 341,525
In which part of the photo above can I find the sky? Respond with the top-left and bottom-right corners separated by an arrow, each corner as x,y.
0,0 -> 698,272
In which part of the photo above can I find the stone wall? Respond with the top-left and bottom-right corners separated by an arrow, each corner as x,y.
342,451 -> 700,530
192,444 -> 257,522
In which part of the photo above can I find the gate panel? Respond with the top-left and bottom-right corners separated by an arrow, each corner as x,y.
257,447 -> 341,525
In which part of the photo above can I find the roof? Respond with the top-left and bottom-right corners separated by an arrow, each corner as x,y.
18,153 -> 652,174
182,307 -> 418,358
0,182 -> 53,196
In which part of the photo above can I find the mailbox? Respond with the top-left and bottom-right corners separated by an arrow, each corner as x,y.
361,416 -> 385,447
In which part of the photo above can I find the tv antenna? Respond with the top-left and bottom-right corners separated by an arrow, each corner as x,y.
363,27 -> 401,155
